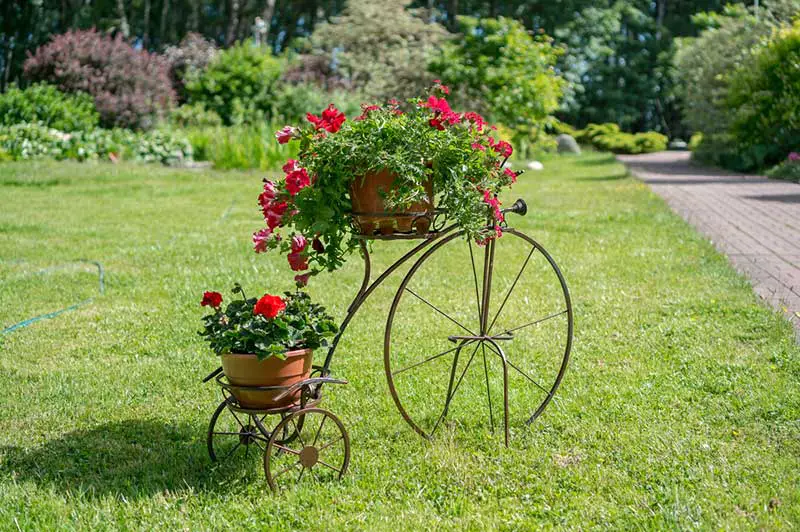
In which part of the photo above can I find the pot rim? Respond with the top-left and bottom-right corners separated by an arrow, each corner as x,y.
224,347 -> 312,359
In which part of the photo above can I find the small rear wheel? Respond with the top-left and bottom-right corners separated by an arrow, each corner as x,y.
263,407 -> 350,492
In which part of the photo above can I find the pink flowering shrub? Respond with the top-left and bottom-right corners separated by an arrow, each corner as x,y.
24,29 -> 175,130
252,83 -> 520,285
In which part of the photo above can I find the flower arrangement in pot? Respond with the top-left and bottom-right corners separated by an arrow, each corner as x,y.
199,284 -> 338,408
254,81 -> 519,283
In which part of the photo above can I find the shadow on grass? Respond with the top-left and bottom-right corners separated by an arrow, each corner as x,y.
1,419 -> 264,499
574,172 -> 629,182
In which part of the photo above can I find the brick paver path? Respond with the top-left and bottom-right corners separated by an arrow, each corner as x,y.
618,151 -> 800,338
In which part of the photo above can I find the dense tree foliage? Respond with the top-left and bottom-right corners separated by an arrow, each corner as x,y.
1,0 -> 778,135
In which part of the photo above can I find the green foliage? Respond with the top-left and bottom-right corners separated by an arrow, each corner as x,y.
185,41 -> 284,125
0,123 -> 192,165
271,83 -> 364,125
199,288 -> 337,360
0,83 -> 99,132
186,124 -> 298,170
592,131 -> 668,154
726,22 -> 800,171
556,4 -> 675,133
432,16 -> 564,132
766,158 -> 800,182
168,103 -> 223,129
308,0 -> 447,101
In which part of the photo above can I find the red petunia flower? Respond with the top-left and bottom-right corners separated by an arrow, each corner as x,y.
482,189 -> 504,223
471,142 -> 486,152
429,117 -> 445,130
253,227 -> 278,253
258,180 -> 277,209
264,200 -> 288,230
503,167 -> 518,183
254,294 -> 285,319
282,159 -> 299,173
201,291 -> 223,308
312,237 -> 325,253
287,251 -> 309,271
275,126 -> 297,144
463,112 -> 486,131
294,273 -> 311,287
489,137 -> 513,158
285,167 -> 311,195
307,104 -> 346,133
291,234 -> 307,253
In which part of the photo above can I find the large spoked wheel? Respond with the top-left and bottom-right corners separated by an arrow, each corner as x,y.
384,227 -> 573,445
264,407 -> 350,492
207,398 -> 269,462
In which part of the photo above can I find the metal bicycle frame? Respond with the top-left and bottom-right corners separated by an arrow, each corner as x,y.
319,223 -> 460,374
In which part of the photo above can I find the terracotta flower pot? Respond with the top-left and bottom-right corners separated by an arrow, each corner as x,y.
350,168 -> 434,235
221,348 -> 313,409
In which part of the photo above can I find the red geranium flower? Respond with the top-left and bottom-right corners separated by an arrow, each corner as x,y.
254,294 -> 286,319
471,142 -> 486,152
307,104 -> 346,133
463,112 -> 486,131
489,137 -> 513,158
201,291 -> 223,308
429,117 -> 445,130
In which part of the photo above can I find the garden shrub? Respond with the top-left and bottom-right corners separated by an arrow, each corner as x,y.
23,29 -> 175,130
0,123 -> 192,165
726,21 -> 800,171
766,153 -> 800,182
431,16 -> 563,131
0,83 -> 99,132
271,83 -> 364,125
169,103 -> 223,129
163,33 -> 218,103
185,41 -> 284,125
591,131 -> 668,154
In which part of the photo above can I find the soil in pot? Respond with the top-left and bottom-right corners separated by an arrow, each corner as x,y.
350,169 -> 434,235
221,348 -> 312,409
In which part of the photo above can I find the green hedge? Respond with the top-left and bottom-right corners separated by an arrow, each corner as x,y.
570,122 -> 667,154
0,83 -> 99,132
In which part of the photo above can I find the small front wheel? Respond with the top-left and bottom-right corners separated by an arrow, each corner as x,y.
207,398 -> 269,462
263,407 -> 350,492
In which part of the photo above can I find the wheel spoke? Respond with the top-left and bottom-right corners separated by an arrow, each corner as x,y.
291,417 -> 305,447
392,343 -> 466,377
212,431 -> 245,436
431,342 -> 481,436
482,344 -> 494,432
317,459 -> 342,474
273,460 -> 301,480
228,409 -> 246,429
297,466 -> 305,482
272,443 -> 301,456
487,246 -> 537,334
404,287 -> 476,336
222,442 -> 241,461
500,310 -> 568,335
312,416 -> 326,447
254,439 -> 266,453
483,342 -> 552,396
317,435 -> 344,453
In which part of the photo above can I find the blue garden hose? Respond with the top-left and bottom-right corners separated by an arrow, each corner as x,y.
1,260 -> 105,335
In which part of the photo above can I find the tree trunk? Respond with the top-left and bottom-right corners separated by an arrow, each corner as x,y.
189,0 -> 200,32
655,0 -> 667,40
261,0 -> 277,42
226,0 -> 241,45
116,0 -> 130,38
159,0 -> 170,44
447,0 -> 458,31
143,0 -> 151,48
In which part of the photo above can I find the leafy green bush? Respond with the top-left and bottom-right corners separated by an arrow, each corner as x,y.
766,154 -> 800,182
431,16 -> 563,132
185,41 -> 284,125
0,123 -> 192,165
168,103 -> 223,129
591,131 -> 668,154
0,83 -> 99,132
271,83 -> 364,125
726,22 -> 800,171
186,124 -> 298,170
578,123 -> 621,144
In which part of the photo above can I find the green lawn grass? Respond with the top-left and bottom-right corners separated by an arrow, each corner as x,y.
1,153 -> 798,530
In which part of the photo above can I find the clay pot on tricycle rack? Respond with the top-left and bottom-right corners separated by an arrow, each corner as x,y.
349,168 -> 434,236
220,348 -> 313,409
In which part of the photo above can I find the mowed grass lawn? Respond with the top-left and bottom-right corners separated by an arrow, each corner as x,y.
1,153 -> 798,530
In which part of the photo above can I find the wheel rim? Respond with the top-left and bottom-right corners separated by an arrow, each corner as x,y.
207,399 -> 270,462
384,228 -> 573,442
264,408 -> 350,492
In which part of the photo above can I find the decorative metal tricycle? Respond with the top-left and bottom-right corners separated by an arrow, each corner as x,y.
204,191 -> 573,491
